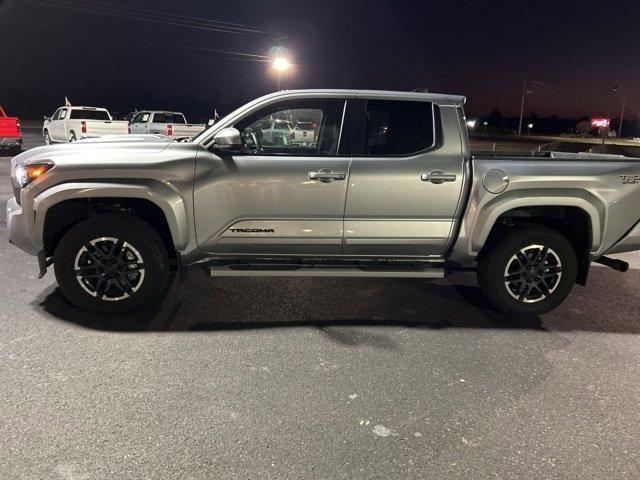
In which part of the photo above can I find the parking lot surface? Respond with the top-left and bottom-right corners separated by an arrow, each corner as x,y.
1,130 -> 639,479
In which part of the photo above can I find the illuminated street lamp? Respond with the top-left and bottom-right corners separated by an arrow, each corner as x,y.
270,51 -> 292,90
527,123 -> 533,136
272,56 -> 291,72
466,120 -> 477,129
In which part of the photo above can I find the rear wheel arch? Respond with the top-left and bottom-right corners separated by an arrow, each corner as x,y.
481,205 -> 593,285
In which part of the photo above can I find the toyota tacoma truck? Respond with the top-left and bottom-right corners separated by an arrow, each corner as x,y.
43,106 -> 129,144
128,111 -> 205,138
8,89 -> 640,316
0,106 -> 22,155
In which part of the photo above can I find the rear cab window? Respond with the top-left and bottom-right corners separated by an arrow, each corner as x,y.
165,113 -> 186,124
69,109 -> 111,120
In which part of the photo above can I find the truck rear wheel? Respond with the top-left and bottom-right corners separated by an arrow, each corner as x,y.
54,214 -> 171,314
477,225 -> 577,316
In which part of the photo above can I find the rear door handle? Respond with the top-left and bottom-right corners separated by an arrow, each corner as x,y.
421,170 -> 457,184
309,170 -> 346,181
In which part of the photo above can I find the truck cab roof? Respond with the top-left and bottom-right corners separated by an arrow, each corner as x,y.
255,89 -> 466,107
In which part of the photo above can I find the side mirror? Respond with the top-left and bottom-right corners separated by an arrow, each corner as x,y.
44,116 -> 51,121
211,127 -> 242,153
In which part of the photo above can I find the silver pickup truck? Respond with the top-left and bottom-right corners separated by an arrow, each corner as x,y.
7,89 -> 640,316
128,111 -> 205,138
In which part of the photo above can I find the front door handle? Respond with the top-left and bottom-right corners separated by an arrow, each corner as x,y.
421,170 -> 457,184
309,170 -> 346,182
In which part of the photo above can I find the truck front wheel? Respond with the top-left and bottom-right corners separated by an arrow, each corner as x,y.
477,225 -> 577,317
54,214 -> 171,314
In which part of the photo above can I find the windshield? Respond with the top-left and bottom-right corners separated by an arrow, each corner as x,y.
191,106 -> 245,144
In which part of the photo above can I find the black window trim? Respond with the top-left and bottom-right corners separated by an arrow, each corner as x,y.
221,97 -> 350,158
353,98 -> 442,158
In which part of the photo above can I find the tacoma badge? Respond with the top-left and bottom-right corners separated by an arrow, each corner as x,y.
621,174 -> 640,184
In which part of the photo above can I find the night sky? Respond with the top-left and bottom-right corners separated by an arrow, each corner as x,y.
1,0 -> 639,120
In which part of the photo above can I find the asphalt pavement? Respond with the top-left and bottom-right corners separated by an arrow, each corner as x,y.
1,129 -> 639,479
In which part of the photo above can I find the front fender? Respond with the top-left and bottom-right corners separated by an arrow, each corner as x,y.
32,179 -> 190,251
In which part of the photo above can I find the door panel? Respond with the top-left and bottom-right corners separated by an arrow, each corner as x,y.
194,153 -> 350,255
194,97 -> 350,256
50,108 -> 65,141
343,102 -> 465,257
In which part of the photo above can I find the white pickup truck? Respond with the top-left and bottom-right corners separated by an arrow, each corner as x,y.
129,111 -> 205,139
43,106 -> 129,144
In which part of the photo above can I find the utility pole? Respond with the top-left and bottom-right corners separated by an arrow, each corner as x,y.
603,86 -> 618,145
618,98 -> 626,139
517,80 -> 527,136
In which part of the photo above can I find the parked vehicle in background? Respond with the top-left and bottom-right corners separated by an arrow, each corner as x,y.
129,111 -> 205,138
123,110 -> 140,123
9,89 -> 640,316
253,118 -> 294,146
291,119 -> 318,146
43,106 -> 129,144
0,106 -> 22,155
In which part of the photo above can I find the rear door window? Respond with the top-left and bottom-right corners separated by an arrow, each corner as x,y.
153,113 -> 166,123
364,100 -> 435,156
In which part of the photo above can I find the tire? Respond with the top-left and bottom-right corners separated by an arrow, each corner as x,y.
68,131 -> 77,142
54,214 -> 171,314
9,146 -> 21,156
44,130 -> 51,145
477,225 -> 577,316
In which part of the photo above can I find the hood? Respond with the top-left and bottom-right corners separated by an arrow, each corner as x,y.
11,136 -> 175,168
78,134 -> 171,144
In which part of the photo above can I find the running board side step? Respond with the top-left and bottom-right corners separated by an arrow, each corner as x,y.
206,266 -> 445,278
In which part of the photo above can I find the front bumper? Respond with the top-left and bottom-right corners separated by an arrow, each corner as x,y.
6,197 -> 41,256
0,137 -> 22,148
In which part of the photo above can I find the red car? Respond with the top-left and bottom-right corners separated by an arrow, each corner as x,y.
0,106 -> 22,155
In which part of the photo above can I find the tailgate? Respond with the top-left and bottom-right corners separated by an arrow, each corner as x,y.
172,124 -> 205,137
0,117 -> 20,137
86,120 -> 128,136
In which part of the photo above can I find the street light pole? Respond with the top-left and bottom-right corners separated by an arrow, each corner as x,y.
618,98 -> 626,139
603,86 -> 618,145
517,80 -> 527,136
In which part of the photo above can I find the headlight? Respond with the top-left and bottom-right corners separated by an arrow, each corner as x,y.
15,161 -> 55,187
